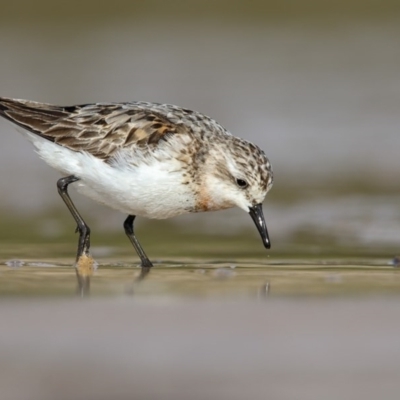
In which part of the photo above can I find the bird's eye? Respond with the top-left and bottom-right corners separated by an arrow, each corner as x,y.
236,178 -> 248,188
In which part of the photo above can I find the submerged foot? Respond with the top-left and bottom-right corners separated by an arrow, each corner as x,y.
75,254 -> 97,296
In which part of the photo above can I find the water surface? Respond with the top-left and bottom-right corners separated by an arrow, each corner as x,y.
2,253 -> 399,298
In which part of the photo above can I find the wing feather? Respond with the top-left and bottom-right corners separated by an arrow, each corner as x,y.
0,97 -> 189,160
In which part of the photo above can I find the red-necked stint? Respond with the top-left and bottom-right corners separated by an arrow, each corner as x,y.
0,97 -> 273,268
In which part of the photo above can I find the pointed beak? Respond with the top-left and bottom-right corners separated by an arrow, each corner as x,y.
249,203 -> 271,249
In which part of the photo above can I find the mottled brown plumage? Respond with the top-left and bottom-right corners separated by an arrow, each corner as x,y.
0,97 -> 227,160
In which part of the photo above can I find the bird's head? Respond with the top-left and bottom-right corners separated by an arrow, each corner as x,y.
198,137 -> 273,248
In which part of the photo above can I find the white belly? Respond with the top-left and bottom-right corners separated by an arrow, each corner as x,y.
28,134 -> 195,219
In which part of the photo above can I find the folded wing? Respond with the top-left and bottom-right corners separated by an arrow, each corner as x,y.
0,97 -> 187,160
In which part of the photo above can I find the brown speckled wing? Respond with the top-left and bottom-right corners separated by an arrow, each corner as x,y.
0,97 -> 187,160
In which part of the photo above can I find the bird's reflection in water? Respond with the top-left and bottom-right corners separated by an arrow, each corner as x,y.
76,270 -> 91,297
136,266 -> 151,281
74,255 -> 152,297
125,266 -> 151,296
258,281 -> 270,299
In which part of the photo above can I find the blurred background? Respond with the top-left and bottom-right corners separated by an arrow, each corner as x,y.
0,0 -> 400,258
2,4 -> 400,398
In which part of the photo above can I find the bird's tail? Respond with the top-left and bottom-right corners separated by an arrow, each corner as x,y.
0,97 -> 69,142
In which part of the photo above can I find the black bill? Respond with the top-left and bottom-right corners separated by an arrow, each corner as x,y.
249,203 -> 271,249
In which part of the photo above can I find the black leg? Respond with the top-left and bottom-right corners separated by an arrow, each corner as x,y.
57,175 -> 91,261
123,215 -> 153,268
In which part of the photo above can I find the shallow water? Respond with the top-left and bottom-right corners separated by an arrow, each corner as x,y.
2,255 -> 399,298
1,214 -> 399,298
